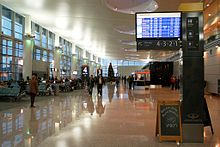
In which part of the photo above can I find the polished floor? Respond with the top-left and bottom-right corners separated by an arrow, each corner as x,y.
0,83 -> 220,147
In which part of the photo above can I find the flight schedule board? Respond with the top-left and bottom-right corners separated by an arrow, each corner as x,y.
135,12 -> 182,51
136,12 -> 181,39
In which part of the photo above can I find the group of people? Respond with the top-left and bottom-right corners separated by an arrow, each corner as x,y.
170,75 -> 180,90
28,74 -> 105,108
87,75 -> 104,96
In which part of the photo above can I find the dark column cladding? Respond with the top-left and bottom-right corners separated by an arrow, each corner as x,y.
181,12 -> 204,143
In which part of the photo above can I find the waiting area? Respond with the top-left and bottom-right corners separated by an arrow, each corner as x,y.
0,82 -> 219,147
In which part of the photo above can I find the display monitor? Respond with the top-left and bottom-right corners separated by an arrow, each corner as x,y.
135,12 -> 181,40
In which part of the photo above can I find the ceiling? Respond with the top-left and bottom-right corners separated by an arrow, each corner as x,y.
0,0 -> 201,62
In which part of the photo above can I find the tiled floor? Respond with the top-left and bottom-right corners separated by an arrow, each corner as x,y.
0,83 -> 219,147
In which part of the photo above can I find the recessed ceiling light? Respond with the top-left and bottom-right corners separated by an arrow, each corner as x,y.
206,4 -> 210,7
208,13 -> 211,17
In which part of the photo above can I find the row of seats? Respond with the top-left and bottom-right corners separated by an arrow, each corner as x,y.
0,87 -> 21,101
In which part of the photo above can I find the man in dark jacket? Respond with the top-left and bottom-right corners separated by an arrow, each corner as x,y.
97,75 -> 104,96
88,75 -> 95,95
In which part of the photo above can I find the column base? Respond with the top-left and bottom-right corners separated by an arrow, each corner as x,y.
182,123 -> 204,143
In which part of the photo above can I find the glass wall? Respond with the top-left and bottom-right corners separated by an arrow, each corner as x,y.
59,37 -> 72,78
2,6 -> 12,36
0,5 -> 98,81
15,14 -> 23,40
75,46 -> 83,78
0,6 -> 24,81
31,21 -> 56,79
101,59 -> 145,77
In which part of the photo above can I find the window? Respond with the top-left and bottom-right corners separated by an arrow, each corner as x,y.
69,43 -> 72,55
43,50 -> 47,62
49,52 -> 53,62
15,14 -> 23,40
7,57 -> 12,64
1,56 -> 12,72
42,28 -> 47,48
2,39 -> 13,56
35,49 -> 41,60
15,42 -> 23,57
86,51 -> 90,59
135,61 -> 145,66
34,24 -> 40,46
129,61 -> 135,66
48,32 -> 54,50
123,61 -> 129,66
2,7 -> 12,36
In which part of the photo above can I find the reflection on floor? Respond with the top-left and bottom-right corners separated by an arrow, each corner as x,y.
0,83 -> 219,147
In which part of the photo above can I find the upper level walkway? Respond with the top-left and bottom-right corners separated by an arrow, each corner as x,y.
0,83 -> 219,147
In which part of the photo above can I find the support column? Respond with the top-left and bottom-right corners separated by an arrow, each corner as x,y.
71,54 -> 77,79
54,46 -> 61,80
23,15 -> 34,80
181,12 -> 204,143
23,35 -> 34,80
71,44 -> 77,79
89,61 -> 94,76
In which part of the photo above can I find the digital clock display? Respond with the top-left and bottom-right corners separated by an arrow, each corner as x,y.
136,12 -> 181,39
137,40 -> 181,50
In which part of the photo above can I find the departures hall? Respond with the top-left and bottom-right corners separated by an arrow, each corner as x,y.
0,0 -> 219,147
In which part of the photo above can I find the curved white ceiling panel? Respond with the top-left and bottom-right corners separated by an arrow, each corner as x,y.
120,40 -> 137,46
104,0 -> 158,14
114,25 -> 135,35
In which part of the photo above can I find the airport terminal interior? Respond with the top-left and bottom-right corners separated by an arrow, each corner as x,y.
0,0 -> 220,147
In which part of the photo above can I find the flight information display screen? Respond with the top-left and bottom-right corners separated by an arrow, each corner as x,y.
136,12 -> 181,39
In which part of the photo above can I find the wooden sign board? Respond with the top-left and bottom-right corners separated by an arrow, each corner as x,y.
155,100 -> 182,142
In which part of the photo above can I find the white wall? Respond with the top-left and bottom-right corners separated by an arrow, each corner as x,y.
204,47 -> 220,94
117,66 -> 143,76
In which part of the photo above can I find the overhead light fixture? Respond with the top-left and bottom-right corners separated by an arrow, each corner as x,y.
124,48 -> 137,52
126,54 -> 140,57
24,33 -> 35,39
208,13 -> 211,17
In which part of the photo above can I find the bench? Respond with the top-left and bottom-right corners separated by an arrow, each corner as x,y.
0,87 -> 21,101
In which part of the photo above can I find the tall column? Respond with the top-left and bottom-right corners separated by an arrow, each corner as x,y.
181,12 -> 204,143
53,35 -> 61,80
23,15 -> 34,80
71,54 -> 77,79
54,46 -> 61,80
89,61 -> 93,76
89,54 -> 94,76
71,44 -> 77,78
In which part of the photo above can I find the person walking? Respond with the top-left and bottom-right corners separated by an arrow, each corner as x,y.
88,75 -> 95,95
29,74 -> 38,107
170,75 -> 176,90
97,75 -> 104,96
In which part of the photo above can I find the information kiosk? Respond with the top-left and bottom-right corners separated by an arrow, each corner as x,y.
134,70 -> 150,89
